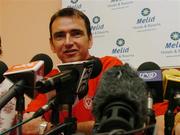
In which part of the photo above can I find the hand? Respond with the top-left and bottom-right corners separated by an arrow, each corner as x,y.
22,112 -> 42,135
77,121 -> 95,135
174,112 -> 180,135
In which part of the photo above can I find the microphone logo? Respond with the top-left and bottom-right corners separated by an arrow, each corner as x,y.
137,70 -> 162,82
7,61 -> 41,72
139,72 -> 157,80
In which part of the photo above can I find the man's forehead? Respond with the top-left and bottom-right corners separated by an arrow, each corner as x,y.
52,16 -> 87,33
53,16 -> 85,26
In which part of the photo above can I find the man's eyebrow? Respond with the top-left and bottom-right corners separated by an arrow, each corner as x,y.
53,31 -> 64,37
70,29 -> 84,32
70,29 -> 85,36
53,29 -> 84,36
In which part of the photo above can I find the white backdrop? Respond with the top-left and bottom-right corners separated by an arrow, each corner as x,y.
62,0 -> 180,68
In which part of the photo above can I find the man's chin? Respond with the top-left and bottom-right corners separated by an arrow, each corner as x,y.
62,57 -> 82,63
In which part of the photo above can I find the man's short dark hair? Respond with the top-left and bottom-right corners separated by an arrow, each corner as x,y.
49,7 -> 92,39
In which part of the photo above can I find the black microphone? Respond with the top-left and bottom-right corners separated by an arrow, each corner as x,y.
32,97 -> 57,119
0,60 -> 8,83
33,61 -> 94,118
92,64 -> 148,134
30,53 -> 53,76
137,61 -> 163,103
3,53 -> 53,98
164,90 -> 175,135
87,56 -> 102,79
0,54 -> 53,110
36,57 -> 102,100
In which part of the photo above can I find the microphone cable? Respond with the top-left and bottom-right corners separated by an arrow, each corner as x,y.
0,99 -> 52,135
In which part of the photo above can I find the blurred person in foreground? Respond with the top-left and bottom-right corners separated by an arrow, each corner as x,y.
22,7 -> 123,135
0,36 -> 16,134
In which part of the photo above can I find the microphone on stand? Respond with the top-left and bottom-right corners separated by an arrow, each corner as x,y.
137,62 -> 162,134
137,61 -> 163,103
36,57 -> 102,100
0,53 -> 53,109
92,63 -> 148,134
163,69 -> 180,100
144,91 -> 156,135
0,53 -> 53,135
34,57 -> 102,134
163,71 -> 180,135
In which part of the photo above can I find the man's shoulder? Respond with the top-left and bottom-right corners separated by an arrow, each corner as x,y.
46,69 -> 59,77
100,56 -> 123,66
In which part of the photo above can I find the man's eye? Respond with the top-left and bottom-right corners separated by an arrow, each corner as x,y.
71,31 -> 83,37
54,33 -> 65,39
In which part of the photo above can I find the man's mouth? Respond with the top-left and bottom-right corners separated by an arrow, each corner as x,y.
64,49 -> 78,55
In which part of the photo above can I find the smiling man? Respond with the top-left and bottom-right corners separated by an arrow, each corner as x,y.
23,8 -> 123,135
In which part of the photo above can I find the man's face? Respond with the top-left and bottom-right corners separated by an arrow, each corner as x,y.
50,16 -> 93,63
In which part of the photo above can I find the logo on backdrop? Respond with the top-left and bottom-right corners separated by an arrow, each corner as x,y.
107,0 -> 134,10
170,32 -> 180,41
116,38 -> 125,47
112,38 -> 134,62
141,8 -> 151,16
66,0 -> 83,10
161,32 -> 180,58
92,16 -> 101,24
71,0 -> 78,4
133,8 -> 160,32
91,16 -> 109,38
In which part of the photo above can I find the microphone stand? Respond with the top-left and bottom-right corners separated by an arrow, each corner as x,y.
15,80 -> 26,135
47,104 -> 77,135
15,93 -> 25,135
144,91 -> 156,135
50,102 -> 60,126
48,85 -> 77,135
164,90 -> 175,135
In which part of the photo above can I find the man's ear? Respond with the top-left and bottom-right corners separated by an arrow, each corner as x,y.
88,35 -> 93,49
49,38 -> 56,53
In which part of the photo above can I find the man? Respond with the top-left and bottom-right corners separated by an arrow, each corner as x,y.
23,7 -> 123,135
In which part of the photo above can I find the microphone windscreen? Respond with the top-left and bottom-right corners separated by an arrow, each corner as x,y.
30,53 -> 53,75
89,56 -> 102,79
137,61 -> 160,71
0,60 -> 8,83
93,64 -> 147,129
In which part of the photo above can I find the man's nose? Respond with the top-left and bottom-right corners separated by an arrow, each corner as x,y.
65,34 -> 73,45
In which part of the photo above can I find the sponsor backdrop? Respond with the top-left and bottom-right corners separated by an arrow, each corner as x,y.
62,0 -> 180,68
